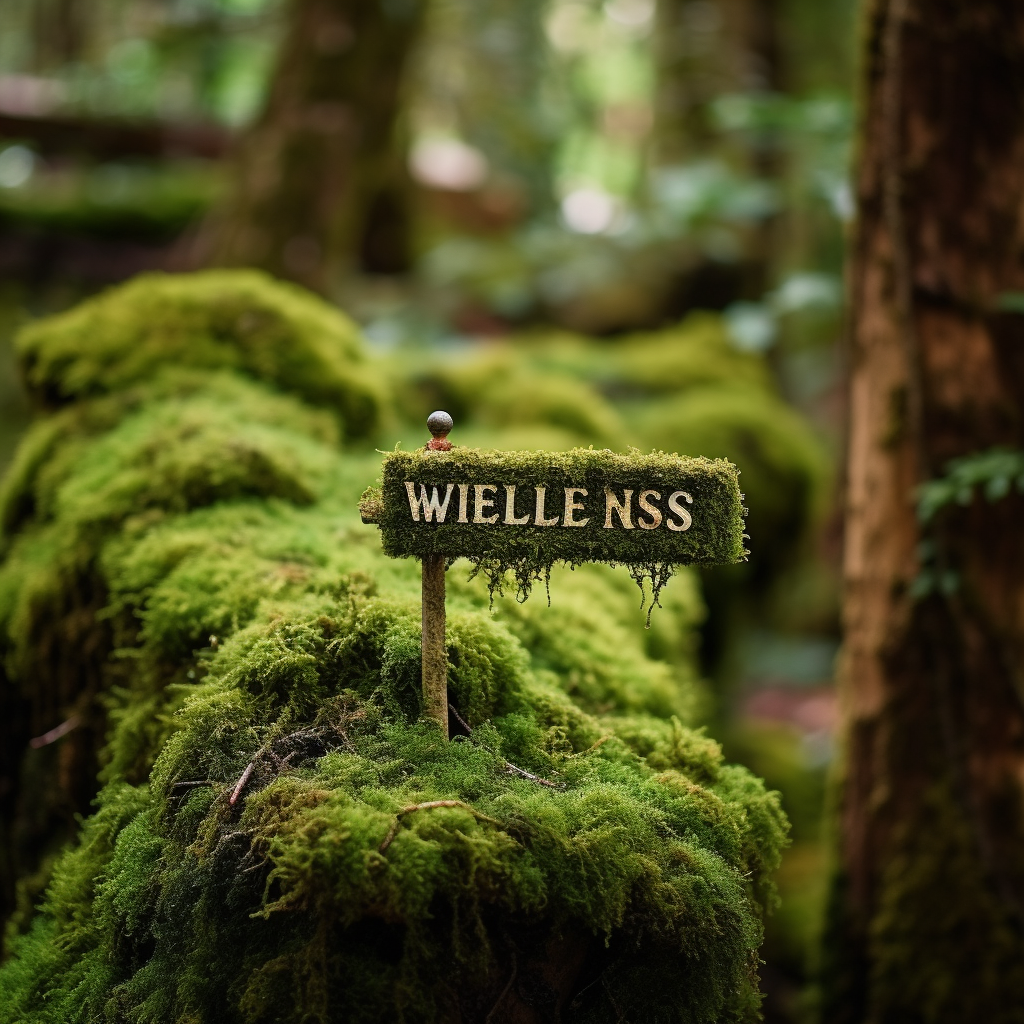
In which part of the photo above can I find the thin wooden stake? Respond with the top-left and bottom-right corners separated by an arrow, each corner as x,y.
422,552 -> 448,737
421,411 -> 454,738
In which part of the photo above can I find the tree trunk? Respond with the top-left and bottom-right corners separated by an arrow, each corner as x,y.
32,0 -> 90,70
825,2 -> 1024,1021
195,0 -> 425,292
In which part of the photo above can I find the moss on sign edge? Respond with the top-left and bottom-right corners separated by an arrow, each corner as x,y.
374,446 -> 747,609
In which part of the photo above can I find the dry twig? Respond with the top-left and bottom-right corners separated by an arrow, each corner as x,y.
229,758 -> 259,807
29,716 -> 80,748
449,703 -> 564,790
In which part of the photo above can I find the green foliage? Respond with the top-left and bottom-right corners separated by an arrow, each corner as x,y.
916,448 -> 1024,523
0,271 -> 789,1022
913,448 -> 1024,598
0,160 -> 220,242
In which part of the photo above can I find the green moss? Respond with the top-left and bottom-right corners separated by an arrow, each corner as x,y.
399,349 -> 625,448
0,272 -> 789,1022
632,387 -> 828,586
386,312 -> 826,598
16,270 -> 389,438
603,314 -> 774,397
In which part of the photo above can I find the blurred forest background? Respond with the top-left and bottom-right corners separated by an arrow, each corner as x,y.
0,1 -> 858,1019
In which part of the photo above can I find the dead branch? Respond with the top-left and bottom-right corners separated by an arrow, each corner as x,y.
269,751 -> 297,771
503,762 -> 562,789
227,716 -> 361,810
448,702 -> 473,735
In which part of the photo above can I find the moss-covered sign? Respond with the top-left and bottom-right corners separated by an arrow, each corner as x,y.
364,446 -> 747,611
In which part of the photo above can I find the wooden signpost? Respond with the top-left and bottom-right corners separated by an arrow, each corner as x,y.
362,411 -> 747,737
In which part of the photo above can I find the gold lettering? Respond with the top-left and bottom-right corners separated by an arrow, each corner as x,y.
603,487 -> 634,529
504,484 -> 530,525
534,486 -> 559,526
563,487 -> 589,527
667,491 -> 693,532
404,482 -> 455,523
637,489 -> 662,529
457,483 -> 469,523
474,483 -> 499,524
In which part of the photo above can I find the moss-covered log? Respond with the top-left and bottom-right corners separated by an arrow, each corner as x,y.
0,270 -> 787,1022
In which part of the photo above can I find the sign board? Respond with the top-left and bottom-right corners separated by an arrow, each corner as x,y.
361,413 -> 748,738
372,447 -> 747,569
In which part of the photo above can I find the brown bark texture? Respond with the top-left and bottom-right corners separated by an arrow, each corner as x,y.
826,1 -> 1024,1021
194,0 -> 424,291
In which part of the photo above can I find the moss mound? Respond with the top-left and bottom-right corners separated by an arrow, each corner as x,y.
4,599 -> 785,1023
15,269 -> 389,438
0,272 -> 787,1022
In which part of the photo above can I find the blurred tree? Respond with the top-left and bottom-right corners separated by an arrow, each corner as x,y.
195,0 -> 425,291
654,0 -> 782,163
415,0 -> 558,214
825,2 -> 1024,1021
652,0 -> 786,316
30,0 -> 90,70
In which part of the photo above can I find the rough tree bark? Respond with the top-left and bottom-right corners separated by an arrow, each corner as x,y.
195,0 -> 425,292
825,2 -> 1024,1021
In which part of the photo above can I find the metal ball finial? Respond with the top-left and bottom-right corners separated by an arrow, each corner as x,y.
427,410 -> 453,438
426,410 -> 454,451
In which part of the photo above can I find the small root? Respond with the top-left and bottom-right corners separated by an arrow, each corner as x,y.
485,953 -> 518,1023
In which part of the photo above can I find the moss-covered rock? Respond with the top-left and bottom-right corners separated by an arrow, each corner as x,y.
0,272 -> 788,1022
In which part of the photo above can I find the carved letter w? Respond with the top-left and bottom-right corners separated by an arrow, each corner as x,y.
404,482 -> 455,522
